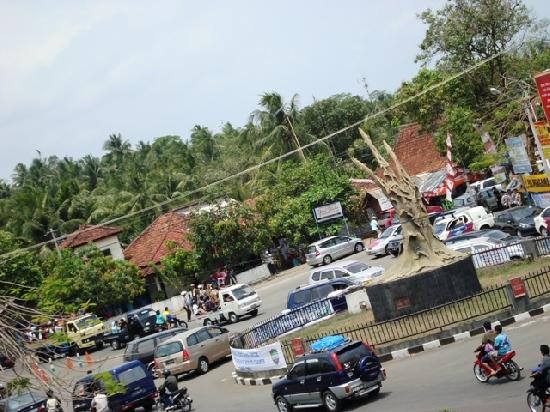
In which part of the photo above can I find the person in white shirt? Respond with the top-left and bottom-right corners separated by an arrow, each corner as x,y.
91,389 -> 109,412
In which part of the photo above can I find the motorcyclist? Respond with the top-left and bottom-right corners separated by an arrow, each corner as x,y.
494,325 -> 512,357
531,344 -> 550,406
158,369 -> 179,406
475,321 -> 499,374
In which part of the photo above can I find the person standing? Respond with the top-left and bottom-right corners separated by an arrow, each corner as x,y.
91,388 -> 110,412
512,190 -> 522,207
180,291 -> 192,322
501,191 -> 511,209
46,390 -> 61,412
371,216 -> 380,237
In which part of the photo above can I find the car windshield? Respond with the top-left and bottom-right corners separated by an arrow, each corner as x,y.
343,262 -> 369,273
306,245 -> 317,254
510,207 -> 539,220
155,341 -> 183,358
232,285 -> 256,300
433,221 -> 448,236
336,342 -> 372,370
379,226 -> 395,238
134,309 -> 155,320
7,393 -> 42,410
485,230 -> 510,241
75,314 -> 100,329
118,366 -> 147,386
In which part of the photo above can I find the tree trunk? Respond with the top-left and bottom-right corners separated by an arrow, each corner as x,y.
351,129 -> 460,280
286,116 -> 306,162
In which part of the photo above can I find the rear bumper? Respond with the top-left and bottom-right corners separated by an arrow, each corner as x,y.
306,255 -> 323,265
330,370 -> 385,400
367,245 -> 385,255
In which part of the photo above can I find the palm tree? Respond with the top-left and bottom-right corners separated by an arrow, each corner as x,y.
102,134 -> 132,169
251,92 -> 306,161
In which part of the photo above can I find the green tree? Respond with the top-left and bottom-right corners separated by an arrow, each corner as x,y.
157,244 -> 198,290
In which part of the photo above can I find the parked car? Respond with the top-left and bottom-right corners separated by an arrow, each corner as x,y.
127,308 -> 158,338
198,283 -> 262,326
378,206 -> 442,229
65,313 -> 105,353
0,392 -> 47,412
272,337 -> 385,412
534,206 -> 550,236
493,206 -> 541,237
366,225 -> 402,256
286,278 -> 356,311
433,206 -> 494,241
122,327 -> 187,369
453,193 -> 476,209
305,236 -> 365,266
470,177 -> 503,193
475,187 -> 502,212
446,237 -> 525,268
34,341 -> 78,362
153,326 -> 231,376
72,360 -> 156,412
444,229 -> 520,247
309,260 -> 384,285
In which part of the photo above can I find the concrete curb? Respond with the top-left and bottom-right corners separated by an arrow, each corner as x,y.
232,372 -> 284,386
380,306 -> 548,362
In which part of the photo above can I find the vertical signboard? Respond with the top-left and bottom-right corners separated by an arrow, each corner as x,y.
505,136 -> 532,174
534,71 -> 550,124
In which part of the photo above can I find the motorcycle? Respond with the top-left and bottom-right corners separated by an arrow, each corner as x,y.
156,387 -> 193,412
473,350 -> 521,382
527,367 -> 550,412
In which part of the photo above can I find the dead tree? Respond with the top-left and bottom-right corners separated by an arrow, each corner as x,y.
352,129 -> 460,279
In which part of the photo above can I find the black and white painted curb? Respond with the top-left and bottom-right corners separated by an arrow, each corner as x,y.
377,302 -> 550,363
232,372 -> 284,386
232,302 -> 550,385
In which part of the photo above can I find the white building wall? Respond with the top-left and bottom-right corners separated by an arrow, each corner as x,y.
78,235 -> 124,260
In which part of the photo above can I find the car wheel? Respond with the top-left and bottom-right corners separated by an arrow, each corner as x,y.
369,386 -> 380,397
229,312 -> 239,324
112,340 -> 120,350
322,391 -> 341,412
198,357 -> 209,375
250,309 -> 259,317
275,395 -> 293,412
354,243 -> 364,253
384,245 -> 389,255
96,340 -> 104,350
322,255 -> 332,265
541,227 -> 548,237
147,362 -> 158,379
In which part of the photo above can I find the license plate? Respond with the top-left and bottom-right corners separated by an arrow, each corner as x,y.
165,359 -> 175,365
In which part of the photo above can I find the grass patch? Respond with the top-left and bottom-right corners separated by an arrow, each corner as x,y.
476,257 -> 550,288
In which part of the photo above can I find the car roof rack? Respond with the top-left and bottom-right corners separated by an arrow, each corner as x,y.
309,335 -> 350,353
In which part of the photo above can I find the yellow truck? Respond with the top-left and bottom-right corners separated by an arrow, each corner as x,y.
65,313 -> 105,353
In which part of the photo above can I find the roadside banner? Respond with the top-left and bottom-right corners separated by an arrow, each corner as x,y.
522,174 -> 550,193
531,192 -> 550,208
313,202 -> 343,223
534,121 -> 550,159
505,136 -> 532,174
534,71 -> 550,123
231,341 -> 287,372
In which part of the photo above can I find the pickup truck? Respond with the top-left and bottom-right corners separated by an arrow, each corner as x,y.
200,283 -> 262,326
65,313 -> 105,354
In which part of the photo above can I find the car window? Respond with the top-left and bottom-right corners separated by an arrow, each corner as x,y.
482,179 -> 495,188
395,226 -> 402,235
207,327 -> 223,337
456,247 -> 471,253
196,328 -> 211,343
318,358 -> 336,373
333,270 -> 349,278
155,341 -> 183,357
6,393 -> 43,411
311,284 -> 334,300
473,244 -> 490,251
306,245 -> 317,254
291,290 -> 310,305
320,270 -> 333,281
336,342 -> 372,370
186,334 -> 198,347
305,358 -> 321,375
344,262 -> 369,273
117,366 -> 147,386
331,282 -> 349,291
543,208 -> 550,218
288,361 -> 306,379
311,271 -> 320,281
136,338 -> 155,353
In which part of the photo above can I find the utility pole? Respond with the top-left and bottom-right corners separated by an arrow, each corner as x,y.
48,228 -> 61,257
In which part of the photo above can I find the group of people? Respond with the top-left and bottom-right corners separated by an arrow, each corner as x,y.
492,188 -> 522,209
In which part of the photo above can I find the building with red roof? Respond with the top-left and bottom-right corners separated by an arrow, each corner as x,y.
60,224 -> 124,259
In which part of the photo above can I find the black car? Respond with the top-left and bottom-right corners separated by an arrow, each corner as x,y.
476,188 -> 502,212
127,308 -> 158,338
272,338 -> 385,412
0,392 -> 47,412
122,327 -> 187,372
443,229 -> 520,246
494,206 -> 541,237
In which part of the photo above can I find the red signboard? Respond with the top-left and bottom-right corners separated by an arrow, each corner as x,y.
510,277 -> 527,298
535,71 -> 550,124
291,338 -> 305,357
394,296 -> 411,310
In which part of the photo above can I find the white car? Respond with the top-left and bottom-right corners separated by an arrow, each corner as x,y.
433,206 -> 494,241
534,206 -> 550,236
308,259 -> 384,285
446,237 -> 524,268
366,225 -> 403,256
305,235 -> 365,266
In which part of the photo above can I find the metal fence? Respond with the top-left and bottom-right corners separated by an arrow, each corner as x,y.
535,237 -> 550,256
279,285 -> 511,363
232,298 -> 334,349
525,266 -> 550,298
470,241 -> 525,268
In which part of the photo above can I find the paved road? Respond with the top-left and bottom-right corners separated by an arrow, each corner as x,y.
4,305 -> 547,412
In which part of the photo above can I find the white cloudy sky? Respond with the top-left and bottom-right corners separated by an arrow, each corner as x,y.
0,0 -> 548,180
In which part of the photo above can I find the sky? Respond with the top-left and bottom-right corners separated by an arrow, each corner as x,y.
0,1 -> 549,180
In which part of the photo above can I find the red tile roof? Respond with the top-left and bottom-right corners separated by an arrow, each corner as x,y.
392,123 -> 445,176
60,224 -> 122,249
123,211 -> 192,276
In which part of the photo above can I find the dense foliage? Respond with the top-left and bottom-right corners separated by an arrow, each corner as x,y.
0,0 -> 548,310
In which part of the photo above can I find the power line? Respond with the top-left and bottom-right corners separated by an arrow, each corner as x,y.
0,35 -> 544,263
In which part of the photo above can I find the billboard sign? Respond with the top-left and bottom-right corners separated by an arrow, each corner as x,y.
505,136 -> 532,174
534,71 -> 550,124
313,201 -> 343,223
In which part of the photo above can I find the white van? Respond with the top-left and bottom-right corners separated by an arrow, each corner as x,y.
200,283 -> 262,326
433,206 -> 495,241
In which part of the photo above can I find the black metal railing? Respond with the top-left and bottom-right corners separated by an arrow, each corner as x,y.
279,285 -> 511,363
535,236 -> 550,256
525,266 -> 550,298
470,242 -> 525,268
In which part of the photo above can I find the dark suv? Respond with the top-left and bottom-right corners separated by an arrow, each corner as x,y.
286,279 -> 355,311
272,339 -> 385,412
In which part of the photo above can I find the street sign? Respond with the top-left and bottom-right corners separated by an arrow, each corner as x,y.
522,174 -> 550,193
291,338 -> 305,357
534,71 -> 550,124
313,201 -> 343,223
510,277 -> 527,298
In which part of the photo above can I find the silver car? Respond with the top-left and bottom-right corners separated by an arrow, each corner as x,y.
366,225 -> 403,256
305,236 -> 365,266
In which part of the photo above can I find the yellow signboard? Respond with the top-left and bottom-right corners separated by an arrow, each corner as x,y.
534,121 -> 550,146
523,174 -> 550,193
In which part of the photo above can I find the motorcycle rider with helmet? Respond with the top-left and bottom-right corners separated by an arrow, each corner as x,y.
158,369 -> 192,409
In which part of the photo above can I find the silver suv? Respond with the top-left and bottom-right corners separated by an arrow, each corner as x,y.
305,236 -> 365,266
